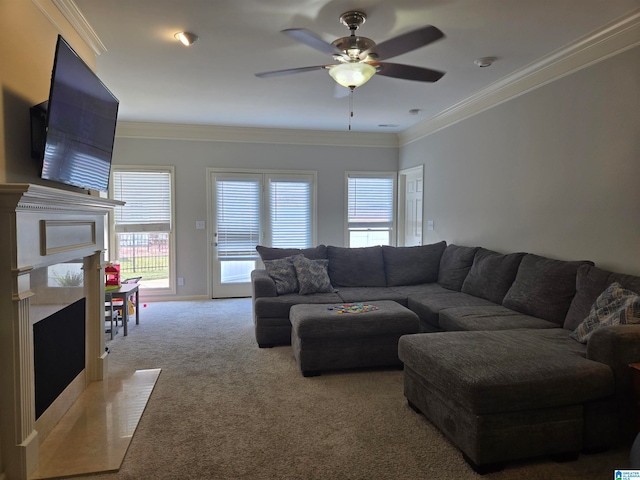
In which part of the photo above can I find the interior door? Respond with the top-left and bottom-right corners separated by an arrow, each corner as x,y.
399,167 -> 423,247
211,172 -> 262,298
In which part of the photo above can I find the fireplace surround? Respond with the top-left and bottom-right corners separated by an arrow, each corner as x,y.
0,184 -> 122,480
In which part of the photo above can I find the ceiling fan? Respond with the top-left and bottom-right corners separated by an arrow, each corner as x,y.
256,11 -> 445,90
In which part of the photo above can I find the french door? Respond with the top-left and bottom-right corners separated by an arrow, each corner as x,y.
209,170 -> 316,298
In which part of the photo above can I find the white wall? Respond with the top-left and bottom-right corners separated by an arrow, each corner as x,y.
111,135 -> 398,297
400,45 -> 640,275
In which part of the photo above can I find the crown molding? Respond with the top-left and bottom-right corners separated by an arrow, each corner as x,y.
115,122 -> 399,148
399,8 -> 640,146
33,0 -> 107,55
52,0 -> 107,55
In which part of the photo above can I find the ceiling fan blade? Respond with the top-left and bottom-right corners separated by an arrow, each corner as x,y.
255,65 -> 328,78
375,63 -> 445,82
364,25 -> 444,61
282,28 -> 345,56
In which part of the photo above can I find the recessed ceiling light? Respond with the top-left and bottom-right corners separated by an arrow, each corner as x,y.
409,109 -> 422,115
474,57 -> 496,67
174,32 -> 198,46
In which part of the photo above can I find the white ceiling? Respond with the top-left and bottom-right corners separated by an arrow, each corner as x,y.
73,0 -> 640,134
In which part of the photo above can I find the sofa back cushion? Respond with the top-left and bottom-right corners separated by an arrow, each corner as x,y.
564,265 -> 640,330
502,254 -> 594,324
461,248 -> 526,304
437,244 -> 479,291
256,244 -> 327,261
326,246 -> 386,287
382,241 -> 446,286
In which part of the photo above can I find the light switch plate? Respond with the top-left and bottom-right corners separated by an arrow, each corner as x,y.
196,221 -> 205,230
427,220 -> 434,231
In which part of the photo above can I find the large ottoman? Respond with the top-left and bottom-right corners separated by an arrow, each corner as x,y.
290,300 -> 419,377
398,329 -> 616,473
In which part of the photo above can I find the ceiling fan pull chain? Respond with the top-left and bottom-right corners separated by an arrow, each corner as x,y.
348,86 -> 354,131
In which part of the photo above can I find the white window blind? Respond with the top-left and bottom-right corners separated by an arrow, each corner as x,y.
268,176 -> 312,249
112,170 -> 172,233
348,175 -> 394,228
216,177 -> 261,258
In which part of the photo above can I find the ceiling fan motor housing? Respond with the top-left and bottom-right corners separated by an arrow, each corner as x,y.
332,36 -> 376,60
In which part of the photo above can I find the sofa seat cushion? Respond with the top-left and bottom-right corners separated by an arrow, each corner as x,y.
502,254 -> 594,325
439,305 -> 560,331
390,283 -> 456,297
382,242 -> 446,286
398,329 -> 614,415
327,246 -> 386,287
407,292 -> 498,331
253,292 -> 343,318
461,248 -> 525,304
336,287 -> 408,306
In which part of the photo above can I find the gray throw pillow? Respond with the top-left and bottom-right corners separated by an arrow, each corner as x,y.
382,241 -> 446,286
570,282 -> 640,343
256,244 -> 327,261
502,254 -> 593,324
291,255 -> 334,295
326,246 -> 386,287
461,248 -> 525,304
263,257 -> 298,294
437,244 -> 479,291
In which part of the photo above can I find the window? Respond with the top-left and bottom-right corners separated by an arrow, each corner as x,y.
347,172 -> 396,247
112,168 -> 174,290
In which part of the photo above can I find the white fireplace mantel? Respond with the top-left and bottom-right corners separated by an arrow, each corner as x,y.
0,184 -> 122,480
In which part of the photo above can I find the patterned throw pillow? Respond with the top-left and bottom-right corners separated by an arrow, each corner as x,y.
291,255 -> 335,295
570,282 -> 640,343
263,257 -> 298,294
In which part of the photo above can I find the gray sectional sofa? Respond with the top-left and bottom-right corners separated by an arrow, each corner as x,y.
251,242 -> 640,472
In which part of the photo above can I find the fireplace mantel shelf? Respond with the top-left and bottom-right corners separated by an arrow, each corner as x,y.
0,183 -> 123,212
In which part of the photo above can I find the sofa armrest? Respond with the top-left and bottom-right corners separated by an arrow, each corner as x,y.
251,269 -> 277,298
587,325 -> 640,394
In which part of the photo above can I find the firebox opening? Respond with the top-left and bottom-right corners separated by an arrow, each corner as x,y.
33,297 -> 86,419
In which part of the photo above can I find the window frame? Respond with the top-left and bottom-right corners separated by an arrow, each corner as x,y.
345,171 -> 397,247
110,165 -> 176,294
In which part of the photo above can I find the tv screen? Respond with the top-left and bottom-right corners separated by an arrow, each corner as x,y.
31,35 -> 119,192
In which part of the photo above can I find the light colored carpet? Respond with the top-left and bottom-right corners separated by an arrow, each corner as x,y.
77,298 -> 630,479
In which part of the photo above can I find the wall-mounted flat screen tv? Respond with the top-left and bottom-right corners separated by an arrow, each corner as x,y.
31,35 -> 119,192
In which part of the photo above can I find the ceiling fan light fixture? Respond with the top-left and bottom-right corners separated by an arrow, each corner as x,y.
329,62 -> 376,88
174,31 -> 198,46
